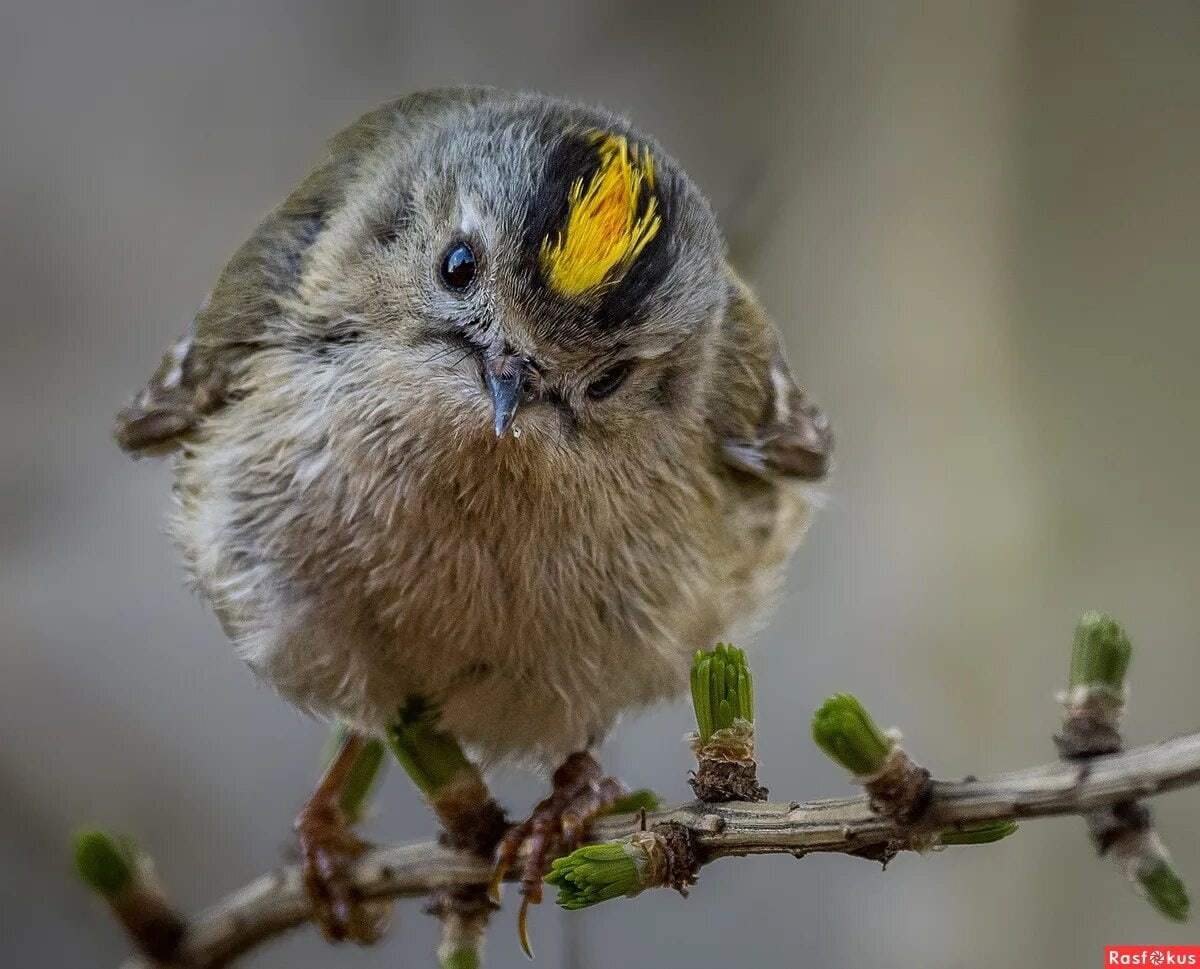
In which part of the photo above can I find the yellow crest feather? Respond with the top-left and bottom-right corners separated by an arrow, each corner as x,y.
540,132 -> 661,297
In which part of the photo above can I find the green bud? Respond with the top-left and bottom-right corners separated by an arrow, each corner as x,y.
546,839 -> 648,910
605,789 -> 662,816
691,643 -> 754,744
812,693 -> 893,776
939,820 -> 1019,847
440,946 -> 481,969
1137,856 -> 1190,922
73,830 -> 137,900
1069,612 -> 1132,696
387,699 -> 476,799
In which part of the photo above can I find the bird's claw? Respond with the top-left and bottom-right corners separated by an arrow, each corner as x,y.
492,752 -> 624,957
295,797 -> 389,944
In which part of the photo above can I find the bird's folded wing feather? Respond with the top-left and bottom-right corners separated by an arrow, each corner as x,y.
714,268 -> 832,482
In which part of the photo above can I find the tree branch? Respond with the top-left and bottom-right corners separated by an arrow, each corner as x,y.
119,731 -> 1200,969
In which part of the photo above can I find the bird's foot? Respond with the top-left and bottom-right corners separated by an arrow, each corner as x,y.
295,745 -> 391,944
491,751 -> 624,956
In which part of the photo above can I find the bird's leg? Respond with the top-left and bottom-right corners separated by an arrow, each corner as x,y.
386,701 -> 508,963
386,699 -> 509,855
493,751 -> 625,955
294,730 -> 383,943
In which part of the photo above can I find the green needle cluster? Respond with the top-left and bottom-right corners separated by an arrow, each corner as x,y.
1062,612 -> 1190,923
386,698 -> 476,799
691,643 -> 755,744
1069,612 -> 1132,697
1137,856 -> 1191,922
73,830 -> 137,900
811,693 -> 893,776
939,821 -> 1019,847
546,839 -> 647,910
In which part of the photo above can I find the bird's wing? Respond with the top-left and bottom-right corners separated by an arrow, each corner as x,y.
713,268 -> 832,482
115,87 -> 490,455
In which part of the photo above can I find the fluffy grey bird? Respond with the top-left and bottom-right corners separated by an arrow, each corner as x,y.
116,86 -> 831,940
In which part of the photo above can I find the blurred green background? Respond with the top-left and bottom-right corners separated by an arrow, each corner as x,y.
2,2 -> 1198,967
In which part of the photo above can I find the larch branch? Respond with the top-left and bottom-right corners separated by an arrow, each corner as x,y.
120,730 -> 1200,969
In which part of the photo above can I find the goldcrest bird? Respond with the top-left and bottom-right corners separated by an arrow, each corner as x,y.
116,86 -> 831,940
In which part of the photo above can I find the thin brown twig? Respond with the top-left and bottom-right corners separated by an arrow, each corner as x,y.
119,730 -> 1200,969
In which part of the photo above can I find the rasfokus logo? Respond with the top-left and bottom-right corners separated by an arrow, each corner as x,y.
1106,947 -> 1200,966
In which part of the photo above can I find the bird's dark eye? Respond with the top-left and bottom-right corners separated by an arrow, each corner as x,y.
439,242 -> 477,291
586,363 -> 631,400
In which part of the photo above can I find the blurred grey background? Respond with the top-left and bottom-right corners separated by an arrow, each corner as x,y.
2,1 -> 1198,967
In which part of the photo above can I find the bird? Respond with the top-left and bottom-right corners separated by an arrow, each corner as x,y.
115,86 -> 832,944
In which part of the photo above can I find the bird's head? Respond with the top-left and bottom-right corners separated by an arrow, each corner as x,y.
298,93 -> 728,462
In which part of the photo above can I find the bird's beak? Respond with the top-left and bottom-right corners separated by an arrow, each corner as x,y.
485,355 -> 529,437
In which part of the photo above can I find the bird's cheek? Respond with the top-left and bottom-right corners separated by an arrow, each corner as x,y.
398,368 -> 483,429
